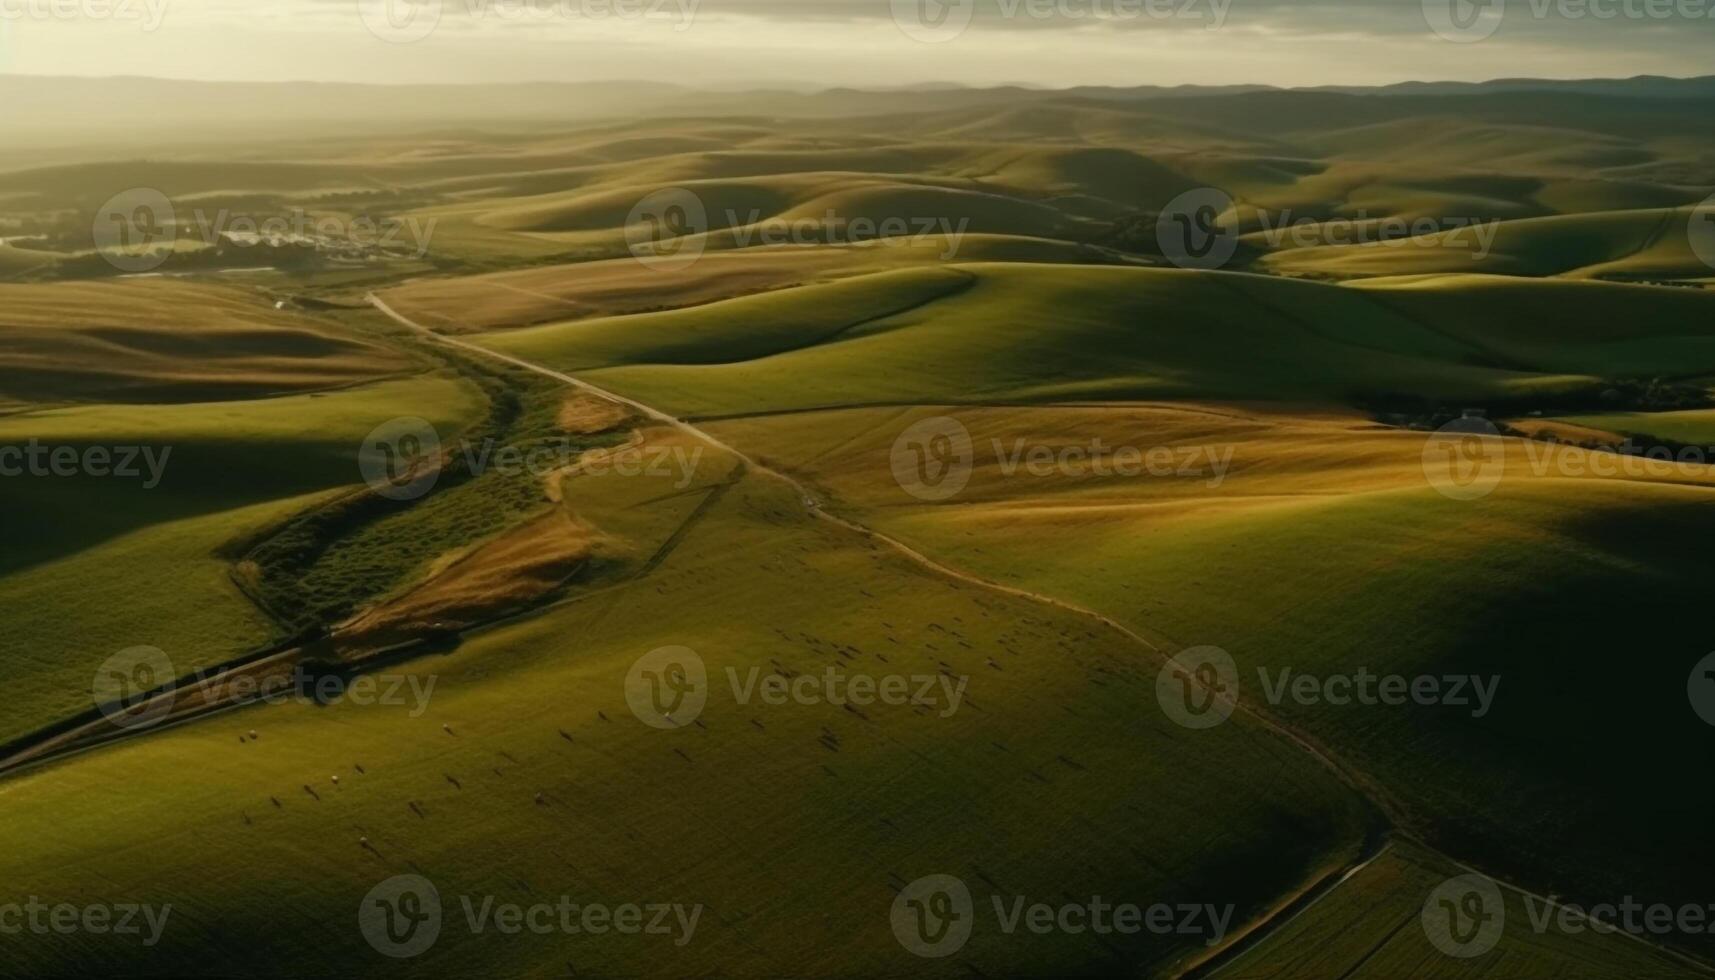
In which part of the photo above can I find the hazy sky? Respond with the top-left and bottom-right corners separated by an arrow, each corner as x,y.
0,0 -> 1710,87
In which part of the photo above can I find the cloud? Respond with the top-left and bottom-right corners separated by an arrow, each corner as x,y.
6,0 -> 1712,87
273,0 -> 1715,42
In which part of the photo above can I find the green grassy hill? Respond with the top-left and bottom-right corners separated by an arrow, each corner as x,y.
0,458 -> 1381,978
5,83 -> 1715,979
458,260 -> 1715,953
1262,207 -> 1711,281
704,400 -> 1715,951
0,281 -> 407,403
474,264 -> 1715,416
0,371 -> 485,746
1218,840 -> 1704,979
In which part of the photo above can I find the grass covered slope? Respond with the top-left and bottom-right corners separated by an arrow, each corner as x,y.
482,266 -> 976,373
1218,840 -> 1704,979
1552,408 -> 1715,445
6,84 -> 1715,979
0,374 -> 486,747
0,281 -> 494,745
0,242 -> 58,280
7,88 -> 1712,282
476,264 -> 1715,417
0,463 -> 1379,978
0,280 -> 407,403
377,237 -> 1127,334
703,402 -> 1715,948
428,259 -> 1715,942
1262,207 -> 1710,281
1348,275 -> 1715,378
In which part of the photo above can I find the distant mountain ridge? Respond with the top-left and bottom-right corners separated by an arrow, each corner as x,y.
0,73 -> 1710,156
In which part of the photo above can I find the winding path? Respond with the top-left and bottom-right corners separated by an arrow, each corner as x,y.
367,293 -> 1715,978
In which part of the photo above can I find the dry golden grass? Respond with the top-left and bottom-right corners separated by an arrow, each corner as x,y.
556,389 -> 633,434
380,242 -> 959,333
1507,417 -> 1625,446
337,510 -> 596,648
0,279 -> 406,402
380,247 -> 880,332
712,402 -> 1715,529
